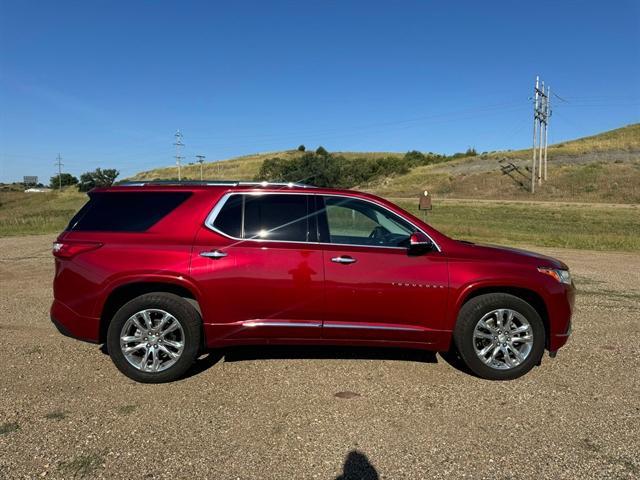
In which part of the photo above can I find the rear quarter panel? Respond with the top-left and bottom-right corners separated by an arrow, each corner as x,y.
54,190 -> 218,321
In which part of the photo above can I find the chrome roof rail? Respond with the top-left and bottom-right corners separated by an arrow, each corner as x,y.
116,180 -> 315,188
236,181 -> 316,188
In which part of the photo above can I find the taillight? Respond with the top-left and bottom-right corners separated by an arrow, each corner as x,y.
52,241 -> 103,259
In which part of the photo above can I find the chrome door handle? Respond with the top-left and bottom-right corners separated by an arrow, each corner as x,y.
200,250 -> 228,259
331,256 -> 357,264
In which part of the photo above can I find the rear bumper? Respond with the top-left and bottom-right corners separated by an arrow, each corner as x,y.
50,300 -> 100,343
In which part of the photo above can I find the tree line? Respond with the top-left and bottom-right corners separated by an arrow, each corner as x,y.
50,168 -> 119,191
257,146 -> 476,188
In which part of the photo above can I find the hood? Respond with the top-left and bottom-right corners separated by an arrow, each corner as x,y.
451,240 -> 568,269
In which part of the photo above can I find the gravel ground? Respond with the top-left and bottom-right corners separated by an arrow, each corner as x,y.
1,235 -> 638,480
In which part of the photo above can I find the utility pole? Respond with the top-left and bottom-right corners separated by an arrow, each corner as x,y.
537,79 -> 545,187
196,155 -> 205,181
174,130 -> 185,181
531,76 -> 551,193
55,153 -> 63,190
531,77 -> 539,194
544,85 -> 551,181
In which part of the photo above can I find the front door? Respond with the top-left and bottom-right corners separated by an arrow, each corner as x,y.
190,192 -> 324,344
315,195 -> 448,345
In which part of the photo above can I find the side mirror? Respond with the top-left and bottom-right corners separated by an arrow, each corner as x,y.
408,231 -> 433,255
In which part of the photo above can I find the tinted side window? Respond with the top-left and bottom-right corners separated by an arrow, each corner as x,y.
67,192 -> 191,232
212,194 -> 309,242
320,196 -> 414,247
212,195 -> 242,238
244,194 -> 308,241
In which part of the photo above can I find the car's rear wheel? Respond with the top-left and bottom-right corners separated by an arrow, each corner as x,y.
106,292 -> 201,383
453,293 -> 545,380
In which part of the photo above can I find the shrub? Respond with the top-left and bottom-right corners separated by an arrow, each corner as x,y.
257,148 -> 460,188
78,168 -> 120,192
49,173 -> 78,189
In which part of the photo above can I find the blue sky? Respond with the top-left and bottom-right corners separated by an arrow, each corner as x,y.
1,0 -> 638,183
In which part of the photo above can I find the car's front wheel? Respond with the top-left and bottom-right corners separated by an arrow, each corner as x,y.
453,293 -> 545,380
106,292 -> 201,383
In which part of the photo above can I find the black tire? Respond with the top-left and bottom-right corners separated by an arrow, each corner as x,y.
106,292 -> 202,383
453,293 -> 545,380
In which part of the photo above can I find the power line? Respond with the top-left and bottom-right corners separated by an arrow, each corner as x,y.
186,100 -> 528,143
552,92 -> 568,103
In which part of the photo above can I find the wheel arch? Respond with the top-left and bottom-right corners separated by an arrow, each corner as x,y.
99,281 -> 202,344
458,285 -> 550,349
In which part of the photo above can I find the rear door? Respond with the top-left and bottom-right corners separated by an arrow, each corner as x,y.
190,192 -> 325,343
315,195 -> 448,345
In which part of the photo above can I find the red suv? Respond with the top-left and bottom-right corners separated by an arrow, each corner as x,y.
51,181 -> 574,383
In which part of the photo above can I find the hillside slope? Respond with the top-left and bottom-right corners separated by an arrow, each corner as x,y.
364,123 -> 640,203
131,124 -> 640,203
132,150 -> 404,183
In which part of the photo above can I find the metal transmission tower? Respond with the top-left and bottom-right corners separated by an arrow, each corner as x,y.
55,153 -> 63,190
531,76 -> 551,193
195,155 -> 206,180
173,130 -> 185,181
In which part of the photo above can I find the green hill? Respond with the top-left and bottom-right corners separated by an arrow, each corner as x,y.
132,150 -> 405,183
130,124 -> 640,203
364,124 -> 640,203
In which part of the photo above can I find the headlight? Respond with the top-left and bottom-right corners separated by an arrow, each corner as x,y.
538,267 -> 572,285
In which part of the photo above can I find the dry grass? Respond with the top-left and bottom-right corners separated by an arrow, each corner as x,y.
0,188 -> 87,236
395,199 -> 640,251
0,422 -> 19,435
493,123 -> 640,160
0,186 -> 636,250
133,150 -> 305,181
366,160 -> 640,203
58,453 -> 104,478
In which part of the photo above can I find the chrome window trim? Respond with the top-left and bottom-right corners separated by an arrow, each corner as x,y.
204,191 -> 442,252
323,322 -> 424,332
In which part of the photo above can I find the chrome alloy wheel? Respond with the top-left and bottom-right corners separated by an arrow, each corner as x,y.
119,309 -> 185,373
473,308 -> 534,370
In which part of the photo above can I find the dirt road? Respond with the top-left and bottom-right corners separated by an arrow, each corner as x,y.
1,235 -> 638,479
388,197 -> 640,209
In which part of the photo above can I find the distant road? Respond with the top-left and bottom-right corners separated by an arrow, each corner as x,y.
388,197 -> 639,209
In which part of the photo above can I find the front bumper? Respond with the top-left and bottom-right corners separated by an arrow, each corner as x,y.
50,300 -> 100,343
549,317 -> 572,353
548,283 -> 575,353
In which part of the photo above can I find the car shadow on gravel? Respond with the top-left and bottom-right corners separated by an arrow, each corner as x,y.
221,344 -> 438,364
221,345 -> 475,378
438,349 -> 477,377
183,345 -> 441,380
99,343 -> 474,380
